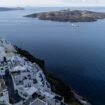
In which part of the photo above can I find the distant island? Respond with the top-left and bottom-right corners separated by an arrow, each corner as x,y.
25,9 -> 105,22
0,7 -> 24,11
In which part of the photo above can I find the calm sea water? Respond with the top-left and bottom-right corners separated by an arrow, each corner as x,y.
0,7 -> 105,105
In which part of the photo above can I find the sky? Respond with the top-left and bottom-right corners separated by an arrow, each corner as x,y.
0,0 -> 105,7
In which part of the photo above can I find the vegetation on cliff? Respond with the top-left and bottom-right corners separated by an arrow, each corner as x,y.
46,73 -> 82,105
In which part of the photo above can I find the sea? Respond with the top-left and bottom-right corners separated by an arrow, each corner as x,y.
0,7 -> 105,105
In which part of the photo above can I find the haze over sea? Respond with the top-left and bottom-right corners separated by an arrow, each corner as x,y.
0,7 -> 105,105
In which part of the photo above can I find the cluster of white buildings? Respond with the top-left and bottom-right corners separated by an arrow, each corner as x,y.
0,38 -> 66,105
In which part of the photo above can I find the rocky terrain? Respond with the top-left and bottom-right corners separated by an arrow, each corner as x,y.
25,9 -> 105,22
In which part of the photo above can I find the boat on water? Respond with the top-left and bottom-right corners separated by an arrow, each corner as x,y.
71,23 -> 79,27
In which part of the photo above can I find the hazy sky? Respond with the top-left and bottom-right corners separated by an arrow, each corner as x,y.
0,0 -> 105,7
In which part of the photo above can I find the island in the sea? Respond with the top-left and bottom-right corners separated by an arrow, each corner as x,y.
0,7 -> 24,11
25,9 -> 105,22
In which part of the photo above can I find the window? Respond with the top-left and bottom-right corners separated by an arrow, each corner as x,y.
1,68 -> 4,70
0,93 -> 3,96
